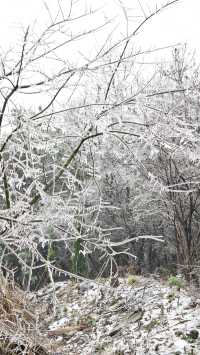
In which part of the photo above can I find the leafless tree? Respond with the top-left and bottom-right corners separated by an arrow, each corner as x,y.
0,0 -> 179,287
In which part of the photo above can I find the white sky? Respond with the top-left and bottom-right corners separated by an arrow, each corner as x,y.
0,0 -> 199,58
0,0 -> 199,111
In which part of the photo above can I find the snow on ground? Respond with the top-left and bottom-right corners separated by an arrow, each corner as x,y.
34,276 -> 200,354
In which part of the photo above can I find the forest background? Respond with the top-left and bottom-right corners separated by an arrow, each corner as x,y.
0,0 -> 200,290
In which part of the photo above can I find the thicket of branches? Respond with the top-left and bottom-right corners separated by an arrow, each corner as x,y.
1,0 -> 199,288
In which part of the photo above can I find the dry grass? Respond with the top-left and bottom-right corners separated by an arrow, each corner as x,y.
0,273 -> 48,355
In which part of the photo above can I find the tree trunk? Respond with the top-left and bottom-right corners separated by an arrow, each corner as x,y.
175,220 -> 192,279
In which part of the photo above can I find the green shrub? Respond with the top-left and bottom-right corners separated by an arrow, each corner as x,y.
168,276 -> 184,290
127,275 -> 137,285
